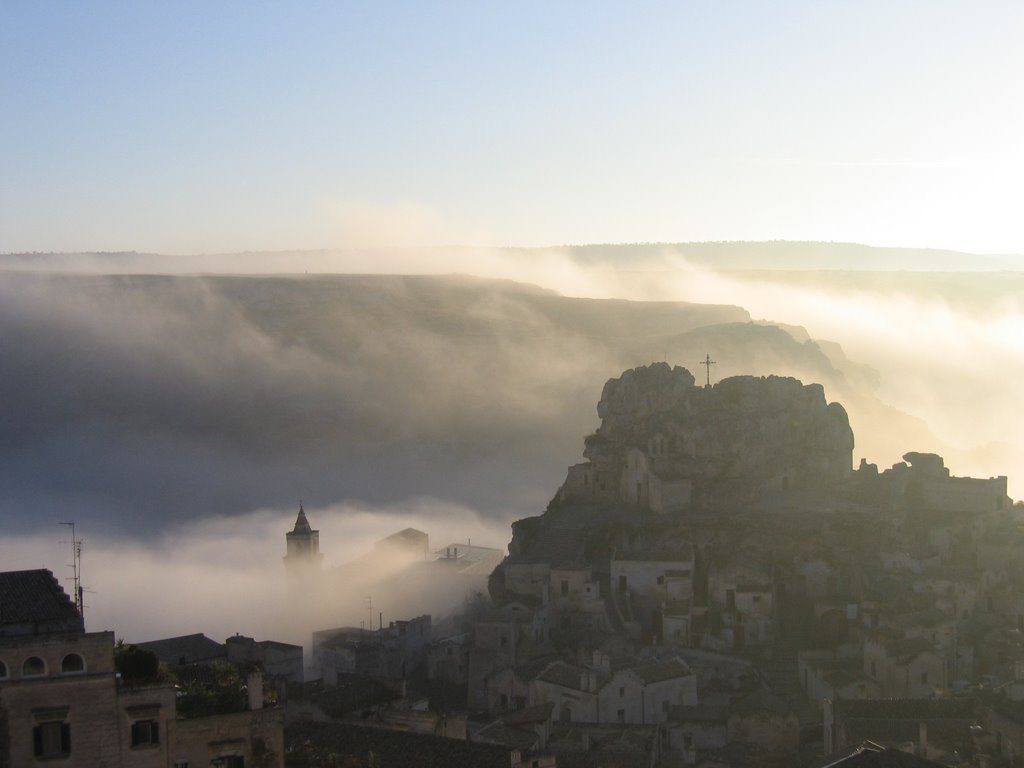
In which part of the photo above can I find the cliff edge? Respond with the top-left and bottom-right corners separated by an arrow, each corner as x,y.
558,362 -> 854,512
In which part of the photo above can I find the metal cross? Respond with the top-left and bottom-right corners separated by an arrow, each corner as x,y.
700,353 -> 716,387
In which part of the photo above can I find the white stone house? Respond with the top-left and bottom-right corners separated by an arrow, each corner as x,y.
530,661 -> 602,723
797,648 -> 880,708
549,566 -> 604,614
530,656 -> 696,726
863,634 -> 945,698
611,546 -> 695,603
662,601 -> 694,647
620,447 -> 692,513
475,601 -> 547,657
597,657 -> 698,725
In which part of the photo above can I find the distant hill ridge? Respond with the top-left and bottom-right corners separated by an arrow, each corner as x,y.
2,240 -> 1021,273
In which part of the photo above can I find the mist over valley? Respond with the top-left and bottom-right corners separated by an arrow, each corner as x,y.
1,243 -> 1020,642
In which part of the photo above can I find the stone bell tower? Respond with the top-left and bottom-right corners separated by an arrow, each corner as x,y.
284,503 -> 323,578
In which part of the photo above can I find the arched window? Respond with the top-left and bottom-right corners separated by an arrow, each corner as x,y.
23,656 -> 46,677
0,659 -> 7,678
61,653 -> 85,674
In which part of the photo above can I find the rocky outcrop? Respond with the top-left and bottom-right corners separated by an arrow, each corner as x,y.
559,363 -> 854,510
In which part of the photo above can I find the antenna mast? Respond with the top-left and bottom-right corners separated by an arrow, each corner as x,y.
58,521 -> 84,621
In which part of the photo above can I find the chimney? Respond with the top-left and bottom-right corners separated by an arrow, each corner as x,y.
247,671 -> 264,711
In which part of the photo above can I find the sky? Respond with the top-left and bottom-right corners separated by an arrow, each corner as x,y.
2,3 -> 1023,642
3,1 -> 1023,255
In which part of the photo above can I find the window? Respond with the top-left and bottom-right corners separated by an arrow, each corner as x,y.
0,659 -> 7,679
617,708 -> 625,723
131,719 -> 160,747
921,671 -> 929,685
61,654 -> 85,674
619,686 -> 625,697
752,595 -> 761,603
34,721 -> 70,759
656,576 -> 664,585
561,579 -> 569,596
173,762 -> 189,768
23,656 -> 46,677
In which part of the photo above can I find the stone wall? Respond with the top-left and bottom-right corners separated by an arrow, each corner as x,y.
167,708 -> 284,768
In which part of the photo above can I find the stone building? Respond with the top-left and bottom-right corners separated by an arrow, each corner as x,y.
0,568 -> 284,768
283,504 -> 323,580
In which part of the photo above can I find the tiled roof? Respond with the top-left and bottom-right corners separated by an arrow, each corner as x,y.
473,721 -> 540,751
310,674 -> 399,717
286,721 -> 511,768
879,636 -> 933,661
837,698 -> 976,721
134,633 -> 226,666
836,699 -> 976,752
675,704 -> 730,723
557,751 -> 651,768
817,741 -> 947,767
735,583 -> 773,593
502,655 -> 559,683
822,667 -> 876,689
730,689 -> 793,719
256,639 -> 303,652
501,701 -> 554,726
696,740 -> 793,768
632,657 -> 693,684
884,608 -> 950,631
536,661 -> 607,691
0,569 -> 83,635
992,698 -> 1024,726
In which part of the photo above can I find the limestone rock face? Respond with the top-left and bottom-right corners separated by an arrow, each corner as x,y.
562,363 -> 854,510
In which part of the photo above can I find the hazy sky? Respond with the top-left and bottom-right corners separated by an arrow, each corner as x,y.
3,2 -> 1023,255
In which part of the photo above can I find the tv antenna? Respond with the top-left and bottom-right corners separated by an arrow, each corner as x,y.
58,521 -> 84,621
